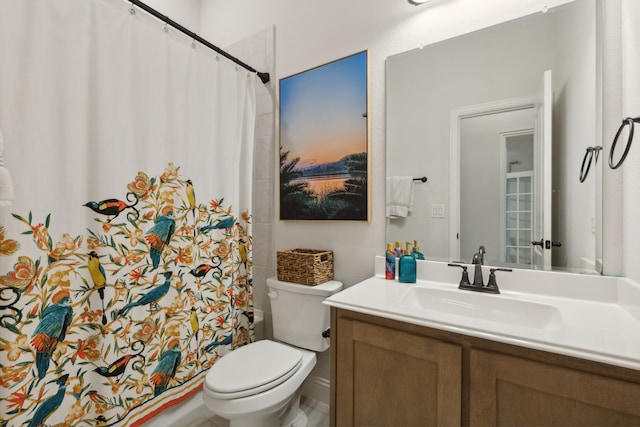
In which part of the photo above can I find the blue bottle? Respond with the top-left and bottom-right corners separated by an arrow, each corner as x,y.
399,242 -> 417,283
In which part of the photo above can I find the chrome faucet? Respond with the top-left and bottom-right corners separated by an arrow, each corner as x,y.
471,252 -> 484,287
477,245 -> 486,265
448,258 -> 512,295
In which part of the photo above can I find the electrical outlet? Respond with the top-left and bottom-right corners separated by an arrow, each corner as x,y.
431,204 -> 446,218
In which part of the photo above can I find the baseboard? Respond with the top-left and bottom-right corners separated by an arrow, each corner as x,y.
302,375 -> 330,406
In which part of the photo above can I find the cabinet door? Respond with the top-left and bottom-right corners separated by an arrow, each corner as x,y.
470,349 -> 640,426
335,317 -> 461,426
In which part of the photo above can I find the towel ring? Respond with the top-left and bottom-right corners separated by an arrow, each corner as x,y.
579,147 -> 594,183
609,117 -> 640,170
579,146 -> 602,183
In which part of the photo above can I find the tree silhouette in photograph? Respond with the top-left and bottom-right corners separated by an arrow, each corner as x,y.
325,152 -> 367,220
279,147 -> 314,219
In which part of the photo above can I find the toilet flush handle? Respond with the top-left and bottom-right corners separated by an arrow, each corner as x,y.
268,291 -> 278,299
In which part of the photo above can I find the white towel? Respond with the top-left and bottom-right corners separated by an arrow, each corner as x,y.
386,176 -> 414,218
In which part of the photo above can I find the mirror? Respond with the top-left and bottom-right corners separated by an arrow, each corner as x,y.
386,0 -> 602,274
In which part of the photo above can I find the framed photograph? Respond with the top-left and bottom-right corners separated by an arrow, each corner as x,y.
279,50 -> 369,221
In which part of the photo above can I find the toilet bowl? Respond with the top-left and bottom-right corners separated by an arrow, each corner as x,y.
204,340 -> 316,427
203,278 -> 343,427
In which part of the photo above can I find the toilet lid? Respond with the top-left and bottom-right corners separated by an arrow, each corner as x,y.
206,340 -> 303,399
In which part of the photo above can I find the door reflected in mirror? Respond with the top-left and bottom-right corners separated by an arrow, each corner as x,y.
386,0 -> 601,274
458,105 -> 536,268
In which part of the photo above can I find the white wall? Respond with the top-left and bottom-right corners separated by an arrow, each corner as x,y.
552,1 -> 598,271
621,0 -> 640,283
599,0 -> 640,281
141,0 -> 202,31
601,1 -> 623,276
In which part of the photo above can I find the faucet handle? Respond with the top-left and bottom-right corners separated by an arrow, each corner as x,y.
486,268 -> 512,293
478,245 -> 486,264
448,263 -> 471,287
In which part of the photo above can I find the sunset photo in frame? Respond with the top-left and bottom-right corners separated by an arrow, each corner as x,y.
279,50 -> 369,221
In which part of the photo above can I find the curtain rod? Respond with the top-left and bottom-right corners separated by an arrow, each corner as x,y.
128,0 -> 271,84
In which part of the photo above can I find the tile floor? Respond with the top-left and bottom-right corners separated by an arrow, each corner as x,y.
186,396 -> 329,427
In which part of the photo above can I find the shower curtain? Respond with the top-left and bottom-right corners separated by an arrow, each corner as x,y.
0,0 -> 256,425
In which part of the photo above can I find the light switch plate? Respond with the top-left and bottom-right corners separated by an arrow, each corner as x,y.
431,204 -> 446,218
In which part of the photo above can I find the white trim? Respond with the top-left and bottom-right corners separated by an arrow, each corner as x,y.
499,134 -> 507,262
449,96 -> 536,261
302,375 -> 331,406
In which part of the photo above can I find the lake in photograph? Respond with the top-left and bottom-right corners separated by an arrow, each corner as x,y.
291,174 -> 350,198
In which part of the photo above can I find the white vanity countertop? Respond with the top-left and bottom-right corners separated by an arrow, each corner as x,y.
324,257 -> 640,371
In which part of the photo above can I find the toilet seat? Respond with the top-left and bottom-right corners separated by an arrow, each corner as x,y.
205,340 -> 303,400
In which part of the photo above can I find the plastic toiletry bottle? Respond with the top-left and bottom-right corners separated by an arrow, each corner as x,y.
399,242 -> 417,283
394,240 -> 403,278
412,240 -> 425,260
385,243 -> 396,280
394,241 -> 403,257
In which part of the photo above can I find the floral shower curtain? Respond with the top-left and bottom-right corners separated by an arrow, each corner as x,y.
0,0 -> 256,426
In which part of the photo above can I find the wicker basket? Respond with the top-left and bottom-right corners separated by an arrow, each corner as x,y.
277,249 -> 334,286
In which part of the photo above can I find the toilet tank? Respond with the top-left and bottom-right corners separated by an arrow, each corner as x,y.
267,277 -> 343,352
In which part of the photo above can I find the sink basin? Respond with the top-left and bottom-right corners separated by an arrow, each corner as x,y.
400,286 -> 561,329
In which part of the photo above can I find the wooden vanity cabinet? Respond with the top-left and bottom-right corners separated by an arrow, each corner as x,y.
470,349 -> 640,426
331,310 -> 462,426
331,308 -> 640,427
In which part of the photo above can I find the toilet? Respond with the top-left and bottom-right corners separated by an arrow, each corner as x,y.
203,277 -> 343,427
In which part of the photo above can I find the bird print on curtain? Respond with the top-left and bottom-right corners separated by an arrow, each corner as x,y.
0,163 -> 253,426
